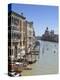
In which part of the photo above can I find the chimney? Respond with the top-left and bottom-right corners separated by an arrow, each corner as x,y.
21,12 -> 23,16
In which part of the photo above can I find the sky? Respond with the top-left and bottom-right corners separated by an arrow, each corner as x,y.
8,3 -> 58,36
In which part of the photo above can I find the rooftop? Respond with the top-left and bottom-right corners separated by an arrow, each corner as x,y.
8,11 -> 26,19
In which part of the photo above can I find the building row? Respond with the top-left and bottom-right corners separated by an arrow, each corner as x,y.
8,11 -> 36,75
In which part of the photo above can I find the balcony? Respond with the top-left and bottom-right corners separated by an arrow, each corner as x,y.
11,39 -> 20,43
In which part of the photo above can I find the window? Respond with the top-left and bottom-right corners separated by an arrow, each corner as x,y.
17,48 -> 20,53
11,26 -> 19,31
11,16 -> 19,26
20,41 -> 22,46
29,31 -> 32,35
20,20 -> 22,31
11,32 -> 20,40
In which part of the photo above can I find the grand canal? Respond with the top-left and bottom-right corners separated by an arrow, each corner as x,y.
22,40 -> 58,76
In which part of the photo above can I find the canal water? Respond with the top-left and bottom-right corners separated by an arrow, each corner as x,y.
22,40 -> 58,76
